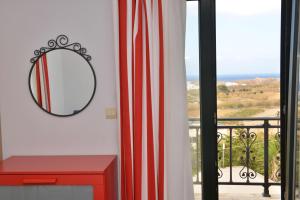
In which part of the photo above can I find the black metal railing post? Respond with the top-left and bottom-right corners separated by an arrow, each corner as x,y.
246,128 -> 250,183
229,128 -> 233,183
263,119 -> 271,197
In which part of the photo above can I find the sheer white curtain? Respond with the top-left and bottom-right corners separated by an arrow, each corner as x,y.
113,0 -> 194,199
162,1 -> 194,199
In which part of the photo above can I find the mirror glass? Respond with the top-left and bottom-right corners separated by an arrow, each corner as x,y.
29,49 -> 96,116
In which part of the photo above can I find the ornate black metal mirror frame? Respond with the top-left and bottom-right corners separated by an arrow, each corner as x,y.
28,35 -> 97,117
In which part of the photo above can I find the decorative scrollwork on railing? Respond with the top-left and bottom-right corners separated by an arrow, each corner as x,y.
275,164 -> 281,179
217,131 -> 224,179
217,132 -> 223,144
218,167 -> 223,179
30,35 -> 92,63
238,128 -> 257,181
239,167 -> 257,179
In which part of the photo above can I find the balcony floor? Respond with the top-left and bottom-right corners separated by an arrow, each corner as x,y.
194,185 -> 280,200
194,166 -> 280,200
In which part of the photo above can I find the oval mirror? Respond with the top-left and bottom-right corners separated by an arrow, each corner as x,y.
29,35 -> 96,117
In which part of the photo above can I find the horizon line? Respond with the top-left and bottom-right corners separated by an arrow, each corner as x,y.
187,73 -> 280,76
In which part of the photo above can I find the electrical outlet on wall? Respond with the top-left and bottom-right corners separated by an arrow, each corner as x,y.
105,108 -> 117,119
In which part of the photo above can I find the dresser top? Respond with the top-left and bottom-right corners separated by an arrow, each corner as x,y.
0,155 -> 116,175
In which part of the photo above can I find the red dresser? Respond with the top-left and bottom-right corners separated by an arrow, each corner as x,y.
0,155 -> 117,200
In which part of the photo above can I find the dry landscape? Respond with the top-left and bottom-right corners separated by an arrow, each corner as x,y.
187,78 -> 280,119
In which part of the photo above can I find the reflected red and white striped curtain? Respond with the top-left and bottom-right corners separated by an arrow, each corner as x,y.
114,0 -> 194,199
32,54 -> 51,112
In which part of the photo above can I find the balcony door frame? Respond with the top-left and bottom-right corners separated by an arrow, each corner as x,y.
198,0 -> 219,199
185,0 -> 219,199
285,0 -> 300,199
281,0 -> 293,200
194,0 -> 290,199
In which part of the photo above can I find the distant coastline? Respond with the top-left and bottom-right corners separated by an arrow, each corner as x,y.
187,73 -> 280,81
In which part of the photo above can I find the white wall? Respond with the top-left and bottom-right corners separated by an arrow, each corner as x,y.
0,0 -> 119,159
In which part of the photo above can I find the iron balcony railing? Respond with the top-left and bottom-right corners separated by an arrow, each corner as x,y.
189,117 -> 281,197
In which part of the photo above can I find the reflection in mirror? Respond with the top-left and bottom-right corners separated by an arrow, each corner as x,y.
29,49 -> 96,116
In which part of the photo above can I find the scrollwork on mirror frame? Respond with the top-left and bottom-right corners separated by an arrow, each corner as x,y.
30,35 -> 92,63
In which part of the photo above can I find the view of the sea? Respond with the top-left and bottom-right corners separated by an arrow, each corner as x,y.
187,74 -> 280,81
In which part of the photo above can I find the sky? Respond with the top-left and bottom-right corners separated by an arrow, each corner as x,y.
185,0 -> 281,76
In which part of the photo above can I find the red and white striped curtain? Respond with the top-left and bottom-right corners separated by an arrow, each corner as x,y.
31,54 -> 51,112
114,0 -> 194,199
